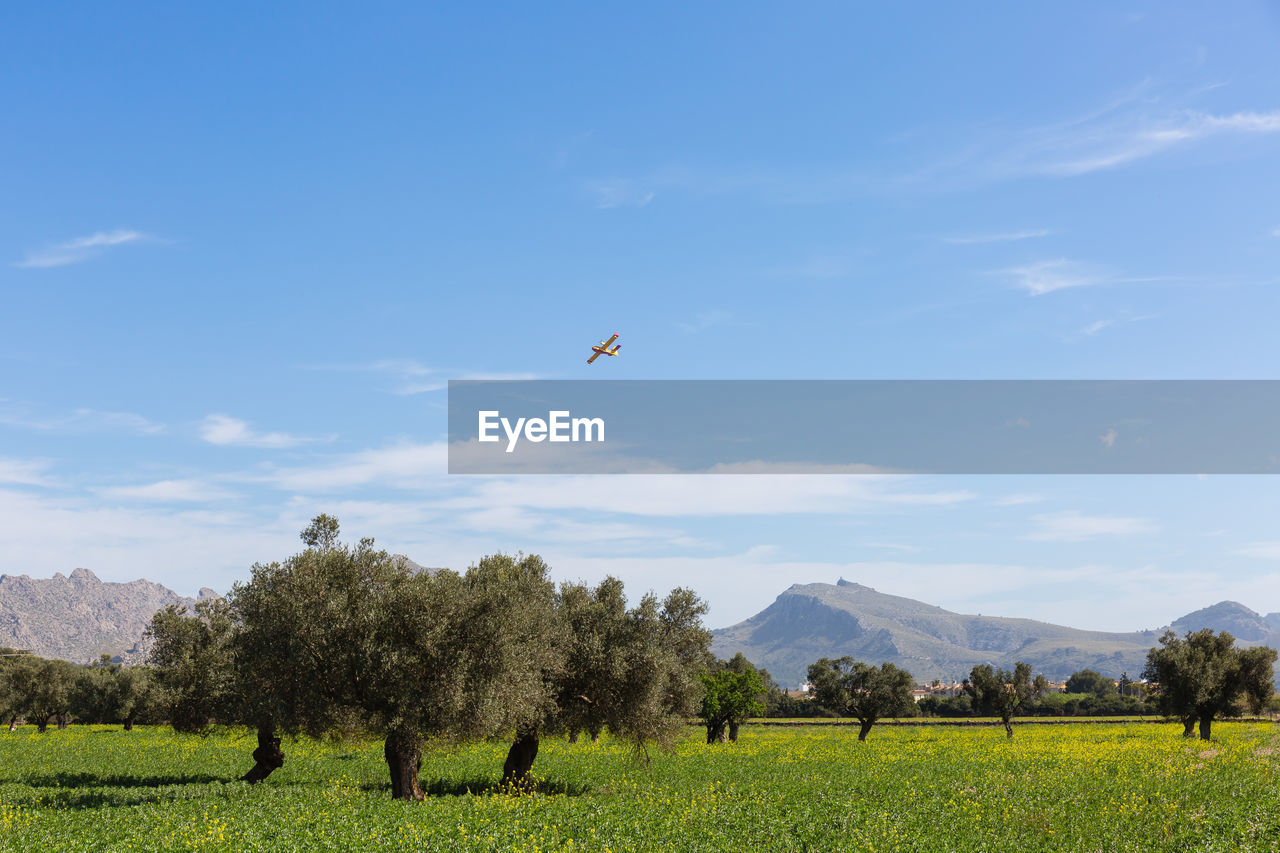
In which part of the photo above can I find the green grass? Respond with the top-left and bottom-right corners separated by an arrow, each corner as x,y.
1,722 -> 1278,851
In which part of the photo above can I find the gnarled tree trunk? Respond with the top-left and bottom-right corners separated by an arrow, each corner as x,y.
568,730 -> 579,744
857,719 -> 874,742
728,720 -> 741,742
240,725 -> 285,783
502,729 -> 540,787
8,716 -> 18,732
1182,717 -> 1196,737
384,730 -> 424,801
35,716 -> 50,734
1002,718 -> 1014,738
1199,715 -> 1213,741
57,715 -> 69,730
705,721 -> 725,744
123,716 -> 134,732
588,725 -> 601,743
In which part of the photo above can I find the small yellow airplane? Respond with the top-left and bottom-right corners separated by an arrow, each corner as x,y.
587,333 -> 621,364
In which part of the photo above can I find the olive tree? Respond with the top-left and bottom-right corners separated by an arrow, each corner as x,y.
1143,629 -> 1276,740
807,658 -> 914,741
963,661 -> 1046,738
700,654 -> 767,744
496,573 -> 712,786
10,658 -> 76,732
146,598 -> 236,733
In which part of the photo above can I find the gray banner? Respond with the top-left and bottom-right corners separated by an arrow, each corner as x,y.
447,380 -> 1280,474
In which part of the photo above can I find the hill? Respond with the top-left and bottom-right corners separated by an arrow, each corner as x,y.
711,579 -> 1280,688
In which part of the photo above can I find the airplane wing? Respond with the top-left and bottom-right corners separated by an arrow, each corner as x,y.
587,334 -> 619,364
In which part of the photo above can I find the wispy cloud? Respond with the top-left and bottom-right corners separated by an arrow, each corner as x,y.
993,493 -> 1043,506
0,404 -> 164,435
96,479 -> 238,502
199,414 -> 317,449
15,229 -> 151,268
677,310 -> 734,334
943,229 -> 1051,245
1026,510 -> 1157,542
1081,319 -> 1115,336
341,361 -> 541,395
1001,259 -> 1102,295
584,178 -> 655,209
1232,541 -> 1280,560
1033,110 -> 1280,176
252,442 -> 447,491
0,458 -> 55,487
999,259 -> 1167,297
1100,428 -> 1119,449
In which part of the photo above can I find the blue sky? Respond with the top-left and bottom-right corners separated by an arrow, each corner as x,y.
3,3 -> 1280,632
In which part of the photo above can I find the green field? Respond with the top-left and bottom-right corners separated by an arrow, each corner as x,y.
1,722 -> 1277,852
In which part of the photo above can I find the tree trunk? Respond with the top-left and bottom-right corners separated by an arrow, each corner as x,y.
568,730 -> 579,744
8,716 -> 17,732
857,719 -> 874,742
728,720 -> 740,742
384,731 -> 424,801
123,716 -> 134,732
1182,717 -> 1196,737
1199,715 -> 1212,741
57,715 -> 68,730
588,725 -> 601,743
706,721 -> 725,744
240,725 -> 285,784
35,716 -> 49,734
502,730 -> 540,787
1003,718 -> 1014,738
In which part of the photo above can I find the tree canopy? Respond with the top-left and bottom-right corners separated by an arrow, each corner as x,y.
700,654 -> 768,744
963,662 -> 1046,738
1142,629 -> 1276,740
145,515 -> 714,801
807,657 -> 914,741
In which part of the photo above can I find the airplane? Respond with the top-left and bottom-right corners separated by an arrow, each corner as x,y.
587,333 -> 621,364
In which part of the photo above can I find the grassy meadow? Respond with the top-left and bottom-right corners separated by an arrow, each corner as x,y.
1,722 -> 1277,852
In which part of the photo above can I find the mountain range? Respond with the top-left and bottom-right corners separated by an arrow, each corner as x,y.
0,557 -> 436,664
710,579 -> 1280,688
5,569 -> 1277,687
0,569 -> 217,663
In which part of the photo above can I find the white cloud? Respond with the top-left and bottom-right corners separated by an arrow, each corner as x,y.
309,360 -> 540,395
1000,260 -> 1167,298
1081,319 -> 1115,336
1233,541 -> 1280,560
0,458 -> 55,487
1100,428 -> 1118,449
1002,259 -> 1102,295
943,229 -> 1051,245
1015,108 -> 1280,177
443,474 -> 974,517
254,442 -> 448,491
15,230 -> 150,268
0,405 -> 163,435
96,479 -> 238,502
993,493 -> 1043,506
0,487 -> 295,596
199,414 -> 315,449
1026,510 -> 1156,542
